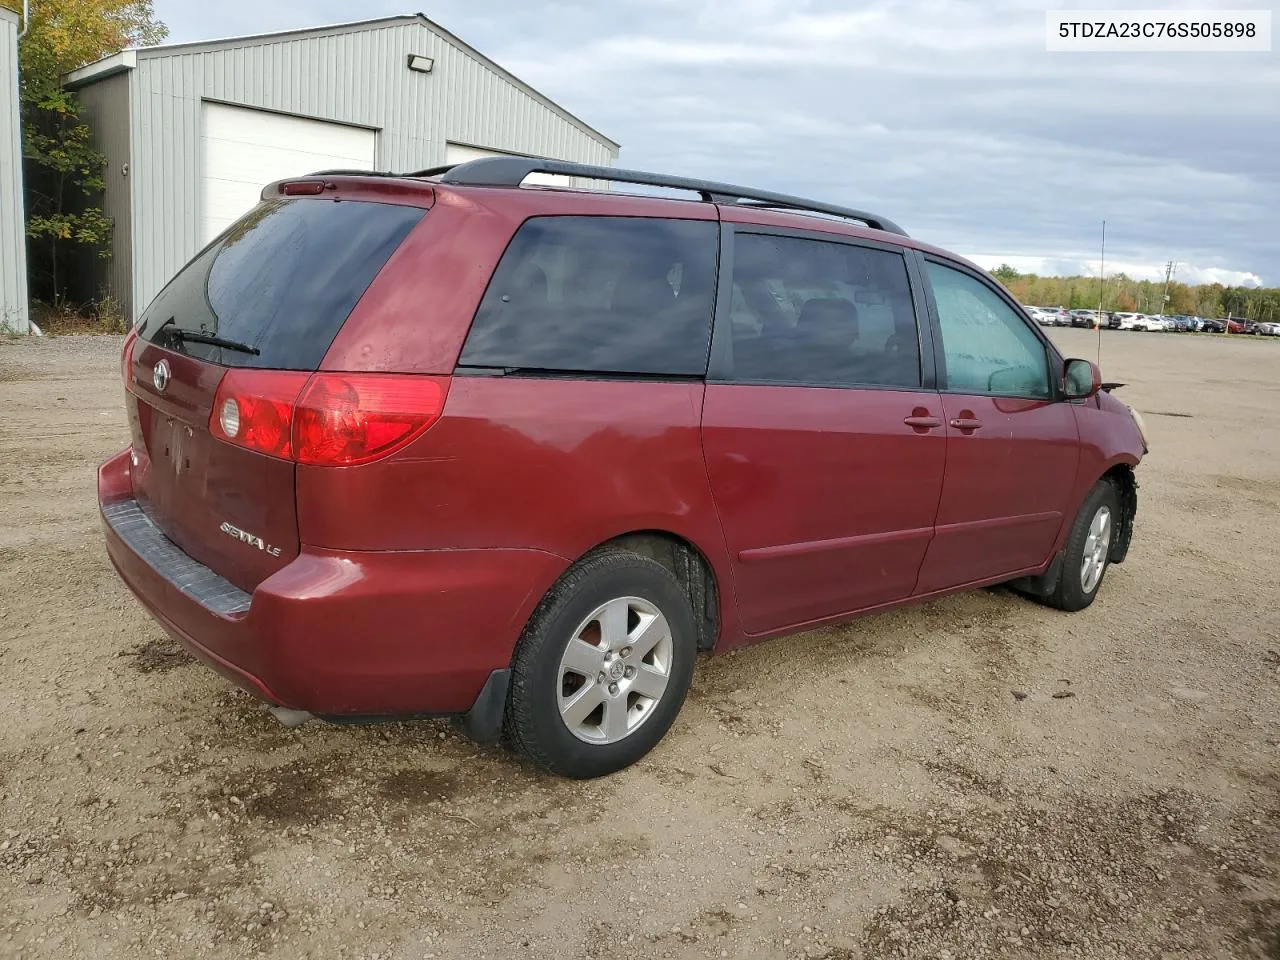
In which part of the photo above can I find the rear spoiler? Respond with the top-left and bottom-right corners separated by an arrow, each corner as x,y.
1100,382 -> 1125,393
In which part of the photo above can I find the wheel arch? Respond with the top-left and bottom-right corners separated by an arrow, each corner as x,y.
591,530 -> 722,652
1015,461 -> 1138,602
1099,462 -> 1138,564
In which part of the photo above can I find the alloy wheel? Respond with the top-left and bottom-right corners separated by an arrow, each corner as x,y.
1080,505 -> 1113,594
557,596 -> 673,745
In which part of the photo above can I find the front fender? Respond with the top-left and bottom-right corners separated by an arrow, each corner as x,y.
1057,396 -> 1145,555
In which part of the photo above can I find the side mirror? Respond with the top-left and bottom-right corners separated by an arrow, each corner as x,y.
1063,358 -> 1102,399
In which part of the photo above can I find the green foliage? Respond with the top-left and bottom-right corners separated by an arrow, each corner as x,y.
990,263 -> 1021,284
989,266 -> 1278,321
2,0 -> 168,302
2,0 -> 166,101
23,90 -> 111,252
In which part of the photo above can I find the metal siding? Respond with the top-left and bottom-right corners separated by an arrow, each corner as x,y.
77,71 -> 133,319
115,19 -> 618,318
0,7 -> 27,332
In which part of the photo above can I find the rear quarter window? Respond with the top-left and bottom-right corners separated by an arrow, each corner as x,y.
458,216 -> 719,377
726,232 -> 922,388
137,199 -> 425,370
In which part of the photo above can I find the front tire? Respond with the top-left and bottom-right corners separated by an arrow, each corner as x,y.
504,549 -> 697,779
1044,480 -> 1120,612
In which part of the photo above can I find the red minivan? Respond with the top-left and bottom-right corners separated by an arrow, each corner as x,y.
100,157 -> 1147,778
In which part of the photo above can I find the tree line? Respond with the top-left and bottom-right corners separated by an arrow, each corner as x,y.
988,264 -> 1277,322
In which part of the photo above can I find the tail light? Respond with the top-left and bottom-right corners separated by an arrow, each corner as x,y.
209,370 -> 449,466
210,369 -> 310,459
280,180 -> 326,196
294,374 -> 449,466
121,331 -> 137,387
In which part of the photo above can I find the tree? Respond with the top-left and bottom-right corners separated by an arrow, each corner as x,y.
22,88 -> 114,299
1,0 -> 167,303
990,263 -> 1020,284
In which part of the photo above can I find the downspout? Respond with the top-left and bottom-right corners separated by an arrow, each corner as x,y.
18,0 -> 38,332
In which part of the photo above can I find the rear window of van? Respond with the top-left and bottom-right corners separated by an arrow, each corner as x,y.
136,199 -> 425,370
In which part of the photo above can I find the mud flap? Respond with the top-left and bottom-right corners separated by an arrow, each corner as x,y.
1008,552 -> 1064,599
455,668 -> 511,745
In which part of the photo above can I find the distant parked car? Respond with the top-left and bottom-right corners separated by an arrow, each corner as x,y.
1069,309 -> 1104,328
1026,306 -> 1070,326
1202,318 -> 1226,333
1257,322 -> 1280,337
1224,318 -> 1250,334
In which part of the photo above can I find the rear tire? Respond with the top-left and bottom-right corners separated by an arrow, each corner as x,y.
504,549 -> 697,779
1044,480 -> 1120,612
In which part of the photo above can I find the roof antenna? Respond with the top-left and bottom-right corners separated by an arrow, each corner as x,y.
1096,219 -> 1106,367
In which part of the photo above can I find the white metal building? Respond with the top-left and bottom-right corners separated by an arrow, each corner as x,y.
0,5 -> 28,333
65,14 -> 619,321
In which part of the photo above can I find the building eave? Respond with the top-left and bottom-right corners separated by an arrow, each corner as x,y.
62,13 -> 619,151
64,50 -> 137,88
414,13 -> 620,152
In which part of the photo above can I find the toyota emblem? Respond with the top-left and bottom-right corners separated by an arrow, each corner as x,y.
153,359 -> 171,392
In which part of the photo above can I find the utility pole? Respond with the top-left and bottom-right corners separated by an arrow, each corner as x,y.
1160,260 -> 1176,317
1096,220 -> 1106,361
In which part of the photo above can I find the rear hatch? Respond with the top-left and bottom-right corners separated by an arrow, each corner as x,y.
125,195 -> 426,593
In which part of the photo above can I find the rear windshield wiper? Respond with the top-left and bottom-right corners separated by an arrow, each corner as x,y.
171,329 -> 261,356
146,315 -> 260,356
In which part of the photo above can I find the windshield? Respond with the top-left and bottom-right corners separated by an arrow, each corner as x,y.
136,198 -> 425,369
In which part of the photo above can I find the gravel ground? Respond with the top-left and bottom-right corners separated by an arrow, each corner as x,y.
0,328 -> 1277,960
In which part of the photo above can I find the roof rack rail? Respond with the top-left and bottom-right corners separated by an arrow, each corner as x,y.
306,169 -> 404,177
410,164 -> 458,178
419,156 -> 907,237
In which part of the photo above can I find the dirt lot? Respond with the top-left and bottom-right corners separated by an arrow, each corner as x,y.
0,328 -> 1277,960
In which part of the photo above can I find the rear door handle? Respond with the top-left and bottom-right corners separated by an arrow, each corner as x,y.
949,417 -> 983,432
903,415 -> 943,429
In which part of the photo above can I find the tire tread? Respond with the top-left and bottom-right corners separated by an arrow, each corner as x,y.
1045,478 -> 1120,612
503,548 -> 694,777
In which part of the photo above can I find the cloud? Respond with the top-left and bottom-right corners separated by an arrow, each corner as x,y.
152,0 -> 1279,284
964,254 -> 1263,287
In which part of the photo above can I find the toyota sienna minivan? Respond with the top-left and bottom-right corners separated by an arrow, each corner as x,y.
100,156 -> 1146,778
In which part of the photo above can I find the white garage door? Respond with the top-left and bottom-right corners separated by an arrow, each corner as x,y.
201,102 -> 376,242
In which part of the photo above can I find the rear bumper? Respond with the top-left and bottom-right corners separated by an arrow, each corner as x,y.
99,449 -> 566,718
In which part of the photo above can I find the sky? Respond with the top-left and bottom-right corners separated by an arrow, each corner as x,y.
152,0 -> 1278,286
